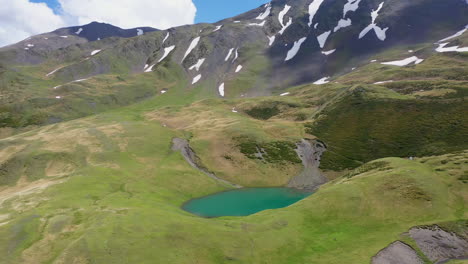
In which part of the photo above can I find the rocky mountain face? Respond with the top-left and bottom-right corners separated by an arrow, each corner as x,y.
1,0 -> 466,93
0,0 -> 467,131
0,22 -> 157,64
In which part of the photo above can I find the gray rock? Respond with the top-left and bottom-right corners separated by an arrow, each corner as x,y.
287,139 -> 328,190
409,226 -> 468,263
372,241 -> 425,264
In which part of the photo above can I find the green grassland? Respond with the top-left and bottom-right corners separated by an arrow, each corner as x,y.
0,101 -> 465,263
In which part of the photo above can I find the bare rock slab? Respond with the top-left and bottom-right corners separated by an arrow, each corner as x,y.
409,226 -> 468,263
372,241 -> 425,264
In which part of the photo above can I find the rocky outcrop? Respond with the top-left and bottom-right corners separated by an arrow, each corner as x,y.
287,139 -> 328,190
372,241 -> 424,264
171,138 -> 242,188
409,226 -> 468,263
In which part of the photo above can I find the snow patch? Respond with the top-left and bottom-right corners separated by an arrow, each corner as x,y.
408,50 -> 414,53
162,32 -> 170,44
317,31 -> 331,48
381,56 -> 424,66
313,77 -> 330,85
60,36 -> 68,38
145,64 -> 155,73
231,108 -> 238,113
182,37 -> 200,63
26,44 -> 34,47
55,96 -> 62,99
322,49 -> 336,55
46,67 -> 63,77
279,18 -> 292,35
285,37 -> 307,61
233,48 -> 239,62
72,79 -> 88,83
75,28 -> 83,35
370,60 -> 377,62
371,2 -> 384,22
218,83 -> 225,97
280,92 -> 290,96
234,21 -> 241,23
435,42 -> 468,53
256,4 -> 271,20
192,74 -> 202,84
343,0 -> 362,17
268,36 -> 276,46
334,18 -> 352,32
358,2 -> 388,41
235,65 -> 243,73
91,50 -> 101,56
213,25 -> 223,32
374,80 -> 393,84
189,58 -> 206,71
279,5 -> 291,27
278,4 -> 292,34
314,23 -> 319,29
438,25 -> 468,43
248,21 -> 266,27
308,0 -> 325,27
225,48 -> 235,61
137,29 -> 144,36
158,45 -> 176,62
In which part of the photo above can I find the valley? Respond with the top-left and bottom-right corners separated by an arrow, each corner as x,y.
0,0 -> 467,263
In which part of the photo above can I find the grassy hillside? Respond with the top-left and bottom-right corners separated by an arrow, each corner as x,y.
306,87 -> 468,170
0,97 -> 465,263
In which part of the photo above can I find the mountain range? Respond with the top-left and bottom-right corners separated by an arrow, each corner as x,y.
0,0 -> 467,263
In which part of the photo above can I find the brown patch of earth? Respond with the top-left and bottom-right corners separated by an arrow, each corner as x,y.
0,176 -> 67,209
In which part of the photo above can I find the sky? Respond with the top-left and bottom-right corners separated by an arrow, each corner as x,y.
193,0 -> 268,23
0,0 -> 268,47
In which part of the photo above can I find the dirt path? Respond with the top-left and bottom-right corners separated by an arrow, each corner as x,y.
0,177 -> 66,208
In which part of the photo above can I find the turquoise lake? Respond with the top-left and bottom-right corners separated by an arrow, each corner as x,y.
182,188 -> 313,218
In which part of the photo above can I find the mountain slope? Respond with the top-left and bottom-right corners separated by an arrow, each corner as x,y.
0,21 -> 158,64
0,0 -> 466,110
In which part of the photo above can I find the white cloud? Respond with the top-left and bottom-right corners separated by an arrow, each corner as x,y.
0,0 -> 197,48
0,0 -> 66,47
58,0 -> 196,29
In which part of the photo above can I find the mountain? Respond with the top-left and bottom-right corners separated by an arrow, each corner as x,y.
2,0 -> 467,85
0,22 -> 158,64
0,0 -> 467,263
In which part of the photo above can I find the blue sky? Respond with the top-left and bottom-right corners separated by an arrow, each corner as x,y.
193,0 -> 268,23
31,0 -> 269,24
